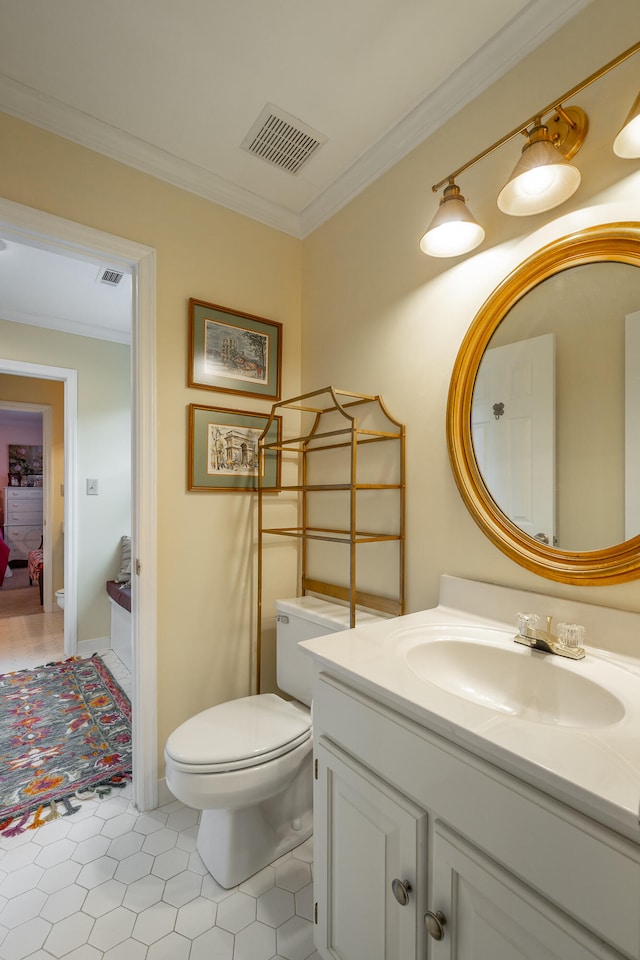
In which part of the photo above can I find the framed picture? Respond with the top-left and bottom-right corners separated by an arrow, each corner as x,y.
8,444 -> 42,485
189,298 -> 282,400
188,404 -> 282,492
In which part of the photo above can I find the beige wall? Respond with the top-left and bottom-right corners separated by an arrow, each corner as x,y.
1,0 -> 639,776
0,332 -> 131,641
0,116 -> 302,758
301,0 -> 640,616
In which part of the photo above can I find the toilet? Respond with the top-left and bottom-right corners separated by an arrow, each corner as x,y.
164,596 -> 385,888
55,588 -> 64,610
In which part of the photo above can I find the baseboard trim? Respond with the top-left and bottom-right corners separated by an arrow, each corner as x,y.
78,637 -> 111,658
157,778 -> 174,807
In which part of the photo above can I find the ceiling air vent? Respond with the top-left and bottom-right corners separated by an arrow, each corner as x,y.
241,103 -> 327,174
98,267 -> 125,286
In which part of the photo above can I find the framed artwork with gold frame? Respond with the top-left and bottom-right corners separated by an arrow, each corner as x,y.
188,403 -> 281,492
189,298 -> 282,400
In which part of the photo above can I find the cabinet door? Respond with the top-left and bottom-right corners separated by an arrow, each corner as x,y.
429,823 -> 624,960
314,736 -> 427,960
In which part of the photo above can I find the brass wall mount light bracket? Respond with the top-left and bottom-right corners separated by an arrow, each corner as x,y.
546,105 -> 588,160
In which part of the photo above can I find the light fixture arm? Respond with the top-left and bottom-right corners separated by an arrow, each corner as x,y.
431,39 -> 640,194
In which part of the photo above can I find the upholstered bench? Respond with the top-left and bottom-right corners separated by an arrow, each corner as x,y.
106,535 -> 132,669
106,579 -> 132,669
106,578 -> 131,613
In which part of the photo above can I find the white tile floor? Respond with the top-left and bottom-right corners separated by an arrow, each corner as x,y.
98,650 -> 133,701
0,788 -> 318,960
0,640 -> 318,959
0,608 -> 64,675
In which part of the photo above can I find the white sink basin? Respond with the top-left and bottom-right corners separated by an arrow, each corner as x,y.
400,626 -> 625,728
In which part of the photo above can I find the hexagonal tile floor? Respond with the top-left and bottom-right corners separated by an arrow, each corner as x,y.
0,786 -> 318,960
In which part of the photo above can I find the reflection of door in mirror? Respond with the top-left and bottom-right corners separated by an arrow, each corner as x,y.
475,261 -> 640,552
472,334 -> 555,544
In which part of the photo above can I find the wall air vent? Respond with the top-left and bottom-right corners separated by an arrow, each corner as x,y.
98,268 -> 125,286
241,103 -> 327,174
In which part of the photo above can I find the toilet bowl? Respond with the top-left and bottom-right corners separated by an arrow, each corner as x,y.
164,596 -> 385,888
165,693 -> 313,888
55,588 -> 64,610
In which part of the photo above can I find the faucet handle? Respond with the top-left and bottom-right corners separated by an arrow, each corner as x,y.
557,623 -> 585,649
517,612 -> 539,635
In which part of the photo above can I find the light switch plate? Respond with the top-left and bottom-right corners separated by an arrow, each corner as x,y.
86,478 -> 99,495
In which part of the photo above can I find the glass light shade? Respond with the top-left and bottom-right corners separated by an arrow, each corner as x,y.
613,92 -> 640,158
420,183 -> 485,258
497,126 -> 581,216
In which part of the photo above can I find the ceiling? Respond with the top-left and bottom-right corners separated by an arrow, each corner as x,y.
0,0 -> 590,341
0,238 -> 133,343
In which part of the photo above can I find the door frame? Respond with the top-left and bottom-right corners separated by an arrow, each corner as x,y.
0,366 -> 77,640
0,397 -> 58,617
0,197 -> 158,811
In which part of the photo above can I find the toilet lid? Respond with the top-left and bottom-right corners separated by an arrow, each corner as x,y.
164,693 -> 312,773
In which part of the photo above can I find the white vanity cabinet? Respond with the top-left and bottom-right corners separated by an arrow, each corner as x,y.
312,673 -> 639,960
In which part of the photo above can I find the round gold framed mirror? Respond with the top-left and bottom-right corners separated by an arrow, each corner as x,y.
447,222 -> 640,584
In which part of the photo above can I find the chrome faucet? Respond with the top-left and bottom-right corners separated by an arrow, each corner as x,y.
514,613 -> 585,660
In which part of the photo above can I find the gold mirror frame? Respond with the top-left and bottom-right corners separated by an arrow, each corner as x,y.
447,222 -> 640,585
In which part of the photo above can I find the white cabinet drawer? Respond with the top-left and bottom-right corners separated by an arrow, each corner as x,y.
6,503 -> 42,523
4,525 -> 43,561
4,487 -> 43,525
5,487 -> 42,501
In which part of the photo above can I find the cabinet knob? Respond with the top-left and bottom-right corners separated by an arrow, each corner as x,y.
425,910 -> 447,940
391,878 -> 412,906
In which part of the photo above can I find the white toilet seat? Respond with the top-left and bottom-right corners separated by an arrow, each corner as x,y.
164,730 -> 313,811
164,693 -> 311,774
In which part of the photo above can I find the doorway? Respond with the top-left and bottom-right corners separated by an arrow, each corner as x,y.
0,365 -> 76,652
0,396 -> 63,671
0,400 -> 48,600
0,197 -> 158,811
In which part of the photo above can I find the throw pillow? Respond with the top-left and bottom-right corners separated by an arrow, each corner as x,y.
115,535 -> 132,585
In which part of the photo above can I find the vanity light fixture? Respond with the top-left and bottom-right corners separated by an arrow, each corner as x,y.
497,111 -> 586,216
419,179 -> 485,257
613,91 -> 640,158
422,40 -> 640,257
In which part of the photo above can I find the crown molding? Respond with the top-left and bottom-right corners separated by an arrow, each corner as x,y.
0,0 -> 591,240
0,74 -> 301,237
0,306 -> 131,344
299,0 -> 593,235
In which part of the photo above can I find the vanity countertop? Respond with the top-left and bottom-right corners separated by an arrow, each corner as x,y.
300,594 -> 640,843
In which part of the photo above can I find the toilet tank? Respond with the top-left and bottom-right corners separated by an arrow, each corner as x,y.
275,596 -> 387,706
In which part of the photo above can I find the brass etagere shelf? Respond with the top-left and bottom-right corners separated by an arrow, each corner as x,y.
257,387 -> 405,687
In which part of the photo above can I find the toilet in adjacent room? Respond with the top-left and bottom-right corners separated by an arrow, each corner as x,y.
55,588 -> 64,610
164,596 -> 384,888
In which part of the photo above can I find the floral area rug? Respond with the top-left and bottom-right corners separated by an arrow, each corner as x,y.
0,655 -> 131,835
